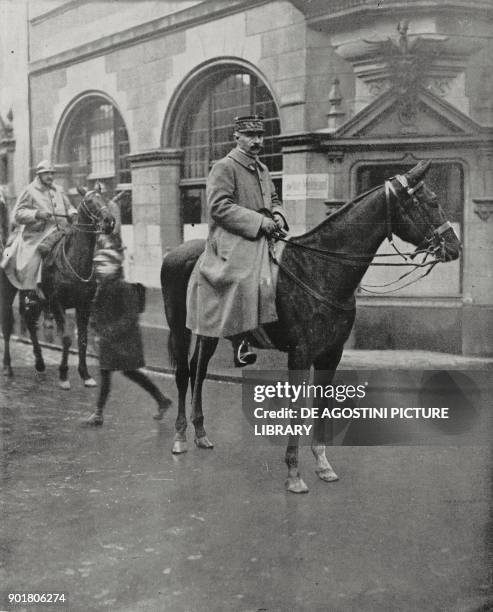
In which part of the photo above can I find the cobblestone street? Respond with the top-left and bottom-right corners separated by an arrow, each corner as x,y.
1,339 -> 492,611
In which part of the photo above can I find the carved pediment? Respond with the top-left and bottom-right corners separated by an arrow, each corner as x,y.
330,88 -> 482,139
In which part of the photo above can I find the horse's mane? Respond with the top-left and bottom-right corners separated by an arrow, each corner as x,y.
290,183 -> 384,241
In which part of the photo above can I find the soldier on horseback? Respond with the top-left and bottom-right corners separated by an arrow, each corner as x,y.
0,160 -> 77,302
186,115 -> 288,366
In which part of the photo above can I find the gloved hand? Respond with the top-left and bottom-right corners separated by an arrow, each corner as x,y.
35,210 -> 52,221
260,217 -> 278,237
69,212 -> 78,224
273,213 -> 285,231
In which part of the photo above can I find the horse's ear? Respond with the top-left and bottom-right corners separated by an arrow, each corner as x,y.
406,160 -> 432,184
77,186 -> 87,196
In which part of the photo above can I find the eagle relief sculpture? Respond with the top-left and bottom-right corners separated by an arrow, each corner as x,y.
364,21 -> 448,127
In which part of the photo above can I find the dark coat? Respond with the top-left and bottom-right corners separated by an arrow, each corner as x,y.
186,147 -> 287,337
93,277 -> 145,371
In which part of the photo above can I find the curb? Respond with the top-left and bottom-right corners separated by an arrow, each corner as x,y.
11,335 -> 247,384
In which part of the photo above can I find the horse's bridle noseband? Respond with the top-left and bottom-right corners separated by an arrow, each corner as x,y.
74,190 -> 112,234
386,174 -> 452,255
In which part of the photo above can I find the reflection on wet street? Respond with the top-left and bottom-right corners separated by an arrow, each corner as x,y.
1,342 -> 492,611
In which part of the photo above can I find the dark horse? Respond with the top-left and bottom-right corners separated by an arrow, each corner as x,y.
1,188 -> 114,388
161,161 -> 461,493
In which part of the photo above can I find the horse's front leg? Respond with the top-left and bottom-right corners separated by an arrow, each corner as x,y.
1,273 -> 16,376
172,331 -> 194,454
51,303 -> 71,389
75,306 -> 96,387
311,346 -> 343,483
190,335 -> 217,450
285,349 -> 311,494
21,291 -> 45,373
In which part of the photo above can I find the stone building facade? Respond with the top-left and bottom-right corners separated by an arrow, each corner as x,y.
6,0 -> 493,355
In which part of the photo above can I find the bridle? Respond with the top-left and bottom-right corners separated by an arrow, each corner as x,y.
270,174 -> 456,300
385,174 -> 453,261
72,190 -> 112,234
58,190 -> 113,283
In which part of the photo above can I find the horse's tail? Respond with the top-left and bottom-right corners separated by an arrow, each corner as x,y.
160,240 -> 205,370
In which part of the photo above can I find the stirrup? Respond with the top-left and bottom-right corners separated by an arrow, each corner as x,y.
234,339 -> 257,367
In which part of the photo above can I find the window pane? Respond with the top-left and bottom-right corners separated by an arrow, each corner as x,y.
181,187 -> 205,225
60,99 -> 132,223
89,104 -> 115,177
181,69 -> 283,227
115,112 -> 131,185
356,163 -> 463,224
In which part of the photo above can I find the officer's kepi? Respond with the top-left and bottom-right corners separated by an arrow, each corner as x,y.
234,115 -> 265,133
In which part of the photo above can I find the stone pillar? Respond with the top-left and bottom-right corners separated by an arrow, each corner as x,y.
462,146 -> 493,355
128,148 -> 183,288
0,108 -> 16,204
326,78 -> 345,133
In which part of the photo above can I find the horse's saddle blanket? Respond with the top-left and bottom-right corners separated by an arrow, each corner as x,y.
246,239 -> 287,350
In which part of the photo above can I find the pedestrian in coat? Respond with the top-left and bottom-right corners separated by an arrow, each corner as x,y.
186,114 -> 288,366
85,244 -> 171,426
0,160 -> 77,301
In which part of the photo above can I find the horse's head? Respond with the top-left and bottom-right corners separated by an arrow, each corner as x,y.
388,160 -> 461,262
76,186 -> 115,235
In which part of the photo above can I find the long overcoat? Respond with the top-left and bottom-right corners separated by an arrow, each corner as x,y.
186,147 -> 287,337
93,278 -> 145,371
1,177 -> 75,289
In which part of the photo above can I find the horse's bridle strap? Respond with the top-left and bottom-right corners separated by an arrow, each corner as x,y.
435,221 -> 453,235
273,253 -> 355,311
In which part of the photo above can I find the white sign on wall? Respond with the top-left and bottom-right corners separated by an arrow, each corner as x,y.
283,174 -> 329,200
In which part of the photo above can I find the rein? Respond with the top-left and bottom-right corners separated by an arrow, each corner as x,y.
270,174 -> 452,302
52,191 -> 109,282
61,238 -> 94,283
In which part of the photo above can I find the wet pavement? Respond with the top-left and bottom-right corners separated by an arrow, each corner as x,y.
1,340 -> 492,611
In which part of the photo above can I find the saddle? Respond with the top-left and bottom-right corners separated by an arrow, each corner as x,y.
37,229 -> 66,259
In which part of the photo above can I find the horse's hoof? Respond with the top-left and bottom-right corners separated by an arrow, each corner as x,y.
194,436 -> 214,449
59,380 -> 71,390
35,360 -> 45,373
83,413 -> 103,426
172,440 -> 188,454
3,366 -> 13,377
153,398 -> 172,420
285,476 -> 309,494
315,468 -> 339,483
84,377 -> 97,388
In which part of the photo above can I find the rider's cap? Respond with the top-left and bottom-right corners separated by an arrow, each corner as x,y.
234,115 -> 265,133
35,160 -> 55,174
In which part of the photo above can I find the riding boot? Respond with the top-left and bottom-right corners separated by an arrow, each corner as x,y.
232,337 -> 257,367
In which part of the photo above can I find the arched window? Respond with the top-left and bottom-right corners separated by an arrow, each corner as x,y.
178,69 -> 282,236
58,97 -> 132,223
